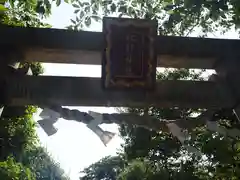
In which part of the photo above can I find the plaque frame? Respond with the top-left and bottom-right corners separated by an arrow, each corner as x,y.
102,17 -> 157,91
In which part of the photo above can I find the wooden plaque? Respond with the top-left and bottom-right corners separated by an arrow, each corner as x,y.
102,17 -> 157,90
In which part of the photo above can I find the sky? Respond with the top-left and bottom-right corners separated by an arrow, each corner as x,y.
34,2 -> 240,180
34,64 -> 124,180
34,2 -> 123,180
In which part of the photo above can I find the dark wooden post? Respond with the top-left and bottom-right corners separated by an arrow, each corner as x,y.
214,49 -> 240,123
0,62 -> 20,117
0,46 -> 28,117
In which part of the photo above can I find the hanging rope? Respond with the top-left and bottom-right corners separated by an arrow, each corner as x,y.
38,107 -> 116,146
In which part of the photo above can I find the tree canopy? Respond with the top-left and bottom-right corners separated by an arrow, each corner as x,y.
0,156 -> 35,180
70,0 -> 240,36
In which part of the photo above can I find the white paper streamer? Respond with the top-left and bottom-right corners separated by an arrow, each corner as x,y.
37,109 -> 115,146
87,124 -> 115,146
206,120 -> 240,138
38,118 -> 58,136
39,108 -> 61,119
87,111 -> 115,146
166,123 -> 201,156
166,123 -> 187,144
185,146 -> 202,156
26,68 -> 33,76
0,106 -> 4,118
206,121 -> 223,134
37,108 -> 60,136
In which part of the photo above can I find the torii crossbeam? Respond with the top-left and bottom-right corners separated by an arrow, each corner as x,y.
1,17 -> 240,149
0,21 -> 238,108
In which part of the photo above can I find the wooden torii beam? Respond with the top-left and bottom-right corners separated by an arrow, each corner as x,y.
0,25 -> 240,69
0,24 -> 238,108
5,75 -> 234,108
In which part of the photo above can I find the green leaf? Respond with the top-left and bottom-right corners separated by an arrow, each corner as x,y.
74,9 -> 80,14
164,4 -> 175,11
85,17 -> 91,27
84,6 -> 90,12
110,3 -> 116,12
74,25 -> 78,31
67,25 -> 73,30
91,15 -> 101,22
80,11 -> 85,19
83,2 -> 90,6
77,1 -> 83,7
8,0 -> 14,7
72,3 -> 80,8
0,4 -> 7,12
102,0 -> 112,6
119,6 -> 127,13
44,0 -> 51,11
56,0 -> 61,6
71,19 -> 76,24
76,16 -> 79,22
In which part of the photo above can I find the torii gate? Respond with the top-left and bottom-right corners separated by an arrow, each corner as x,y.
1,17 -> 240,150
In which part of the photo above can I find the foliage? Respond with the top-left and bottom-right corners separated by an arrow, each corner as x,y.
0,0 -> 51,27
6,0 -> 70,17
21,147 -> 70,180
81,156 -> 125,180
20,62 -> 44,76
117,158 -> 156,180
0,156 -> 35,180
0,0 -> 73,27
0,105 -> 38,160
0,1 -> 70,180
70,0 -> 240,36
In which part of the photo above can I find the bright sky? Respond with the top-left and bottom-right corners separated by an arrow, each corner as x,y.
34,2 -> 123,180
33,2 -> 239,180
